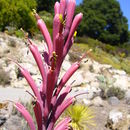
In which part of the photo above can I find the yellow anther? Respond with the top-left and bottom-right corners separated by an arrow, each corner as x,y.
50,52 -> 58,71
32,9 -> 37,14
59,14 -> 66,26
52,51 -> 58,61
59,14 -> 63,23
74,31 -> 77,37
62,19 -> 66,26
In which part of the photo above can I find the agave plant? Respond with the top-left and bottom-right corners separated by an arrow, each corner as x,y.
8,0 -> 93,130
65,104 -> 95,130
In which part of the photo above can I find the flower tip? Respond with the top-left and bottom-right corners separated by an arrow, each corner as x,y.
32,9 -> 40,20
32,9 -> 36,14
59,14 -> 63,23
70,0 -> 76,4
78,13 -> 83,19
72,97 -> 76,103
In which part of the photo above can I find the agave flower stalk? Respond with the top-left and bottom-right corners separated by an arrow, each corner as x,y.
10,0 -> 85,129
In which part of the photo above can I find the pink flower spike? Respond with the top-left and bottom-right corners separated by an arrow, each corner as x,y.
14,102 -> 36,130
64,0 -> 76,38
43,51 -> 49,65
35,14 -> 53,55
46,69 -> 56,111
59,0 -> 66,18
33,100 -> 43,130
55,62 -> 80,98
54,117 -> 71,130
19,66 -> 42,105
48,97 -> 74,130
28,39 -> 47,94
54,33 -> 64,73
54,2 -> 60,15
48,86 -> 71,130
51,85 -> 71,114
54,97 -> 74,121
54,85 -> 71,107
65,38 -> 73,56
9,59 -> 42,105
63,13 -> 83,57
53,14 -> 61,50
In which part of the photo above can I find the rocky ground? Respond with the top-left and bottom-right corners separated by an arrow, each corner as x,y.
0,33 -> 130,130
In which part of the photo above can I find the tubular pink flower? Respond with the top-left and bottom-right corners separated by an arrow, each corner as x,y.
59,0 -> 66,18
28,39 -> 47,94
33,100 -> 43,130
55,97 -> 74,121
16,63 -> 42,105
42,51 -> 49,65
65,38 -> 73,57
48,97 -> 74,130
35,13 -> 53,55
14,102 -> 36,130
55,62 -> 80,98
53,14 -> 61,51
64,0 -> 76,38
51,85 -> 71,107
54,33 -> 64,73
57,85 -> 71,102
54,2 -> 60,15
54,117 -> 71,130
46,69 -> 56,110
55,34 -> 64,58
63,13 -> 83,57
48,86 -> 71,128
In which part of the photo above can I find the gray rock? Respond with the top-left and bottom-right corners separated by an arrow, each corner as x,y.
20,63 -> 38,75
106,109 -> 124,129
67,70 -> 85,87
3,115 -> 23,130
92,96 -> 103,107
62,59 -> 71,71
113,75 -> 130,90
109,110 -> 123,123
83,99 -> 92,106
108,96 -> 120,106
112,69 -> 126,75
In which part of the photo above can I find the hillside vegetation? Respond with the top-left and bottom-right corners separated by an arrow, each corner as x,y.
0,0 -> 130,74
71,37 -> 130,74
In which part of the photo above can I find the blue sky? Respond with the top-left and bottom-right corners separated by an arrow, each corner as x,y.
76,0 -> 130,30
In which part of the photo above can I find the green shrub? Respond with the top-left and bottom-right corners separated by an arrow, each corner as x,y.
7,39 -> 16,47
107,87 -> 125,99
120,60 -> 130,74
15,30 -> 24,38
0,0 -> 37,33
75,36 -> 88,43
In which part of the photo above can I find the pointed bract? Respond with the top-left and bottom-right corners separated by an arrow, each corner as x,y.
35,14 -> 53,55
15,102 -> 36,130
